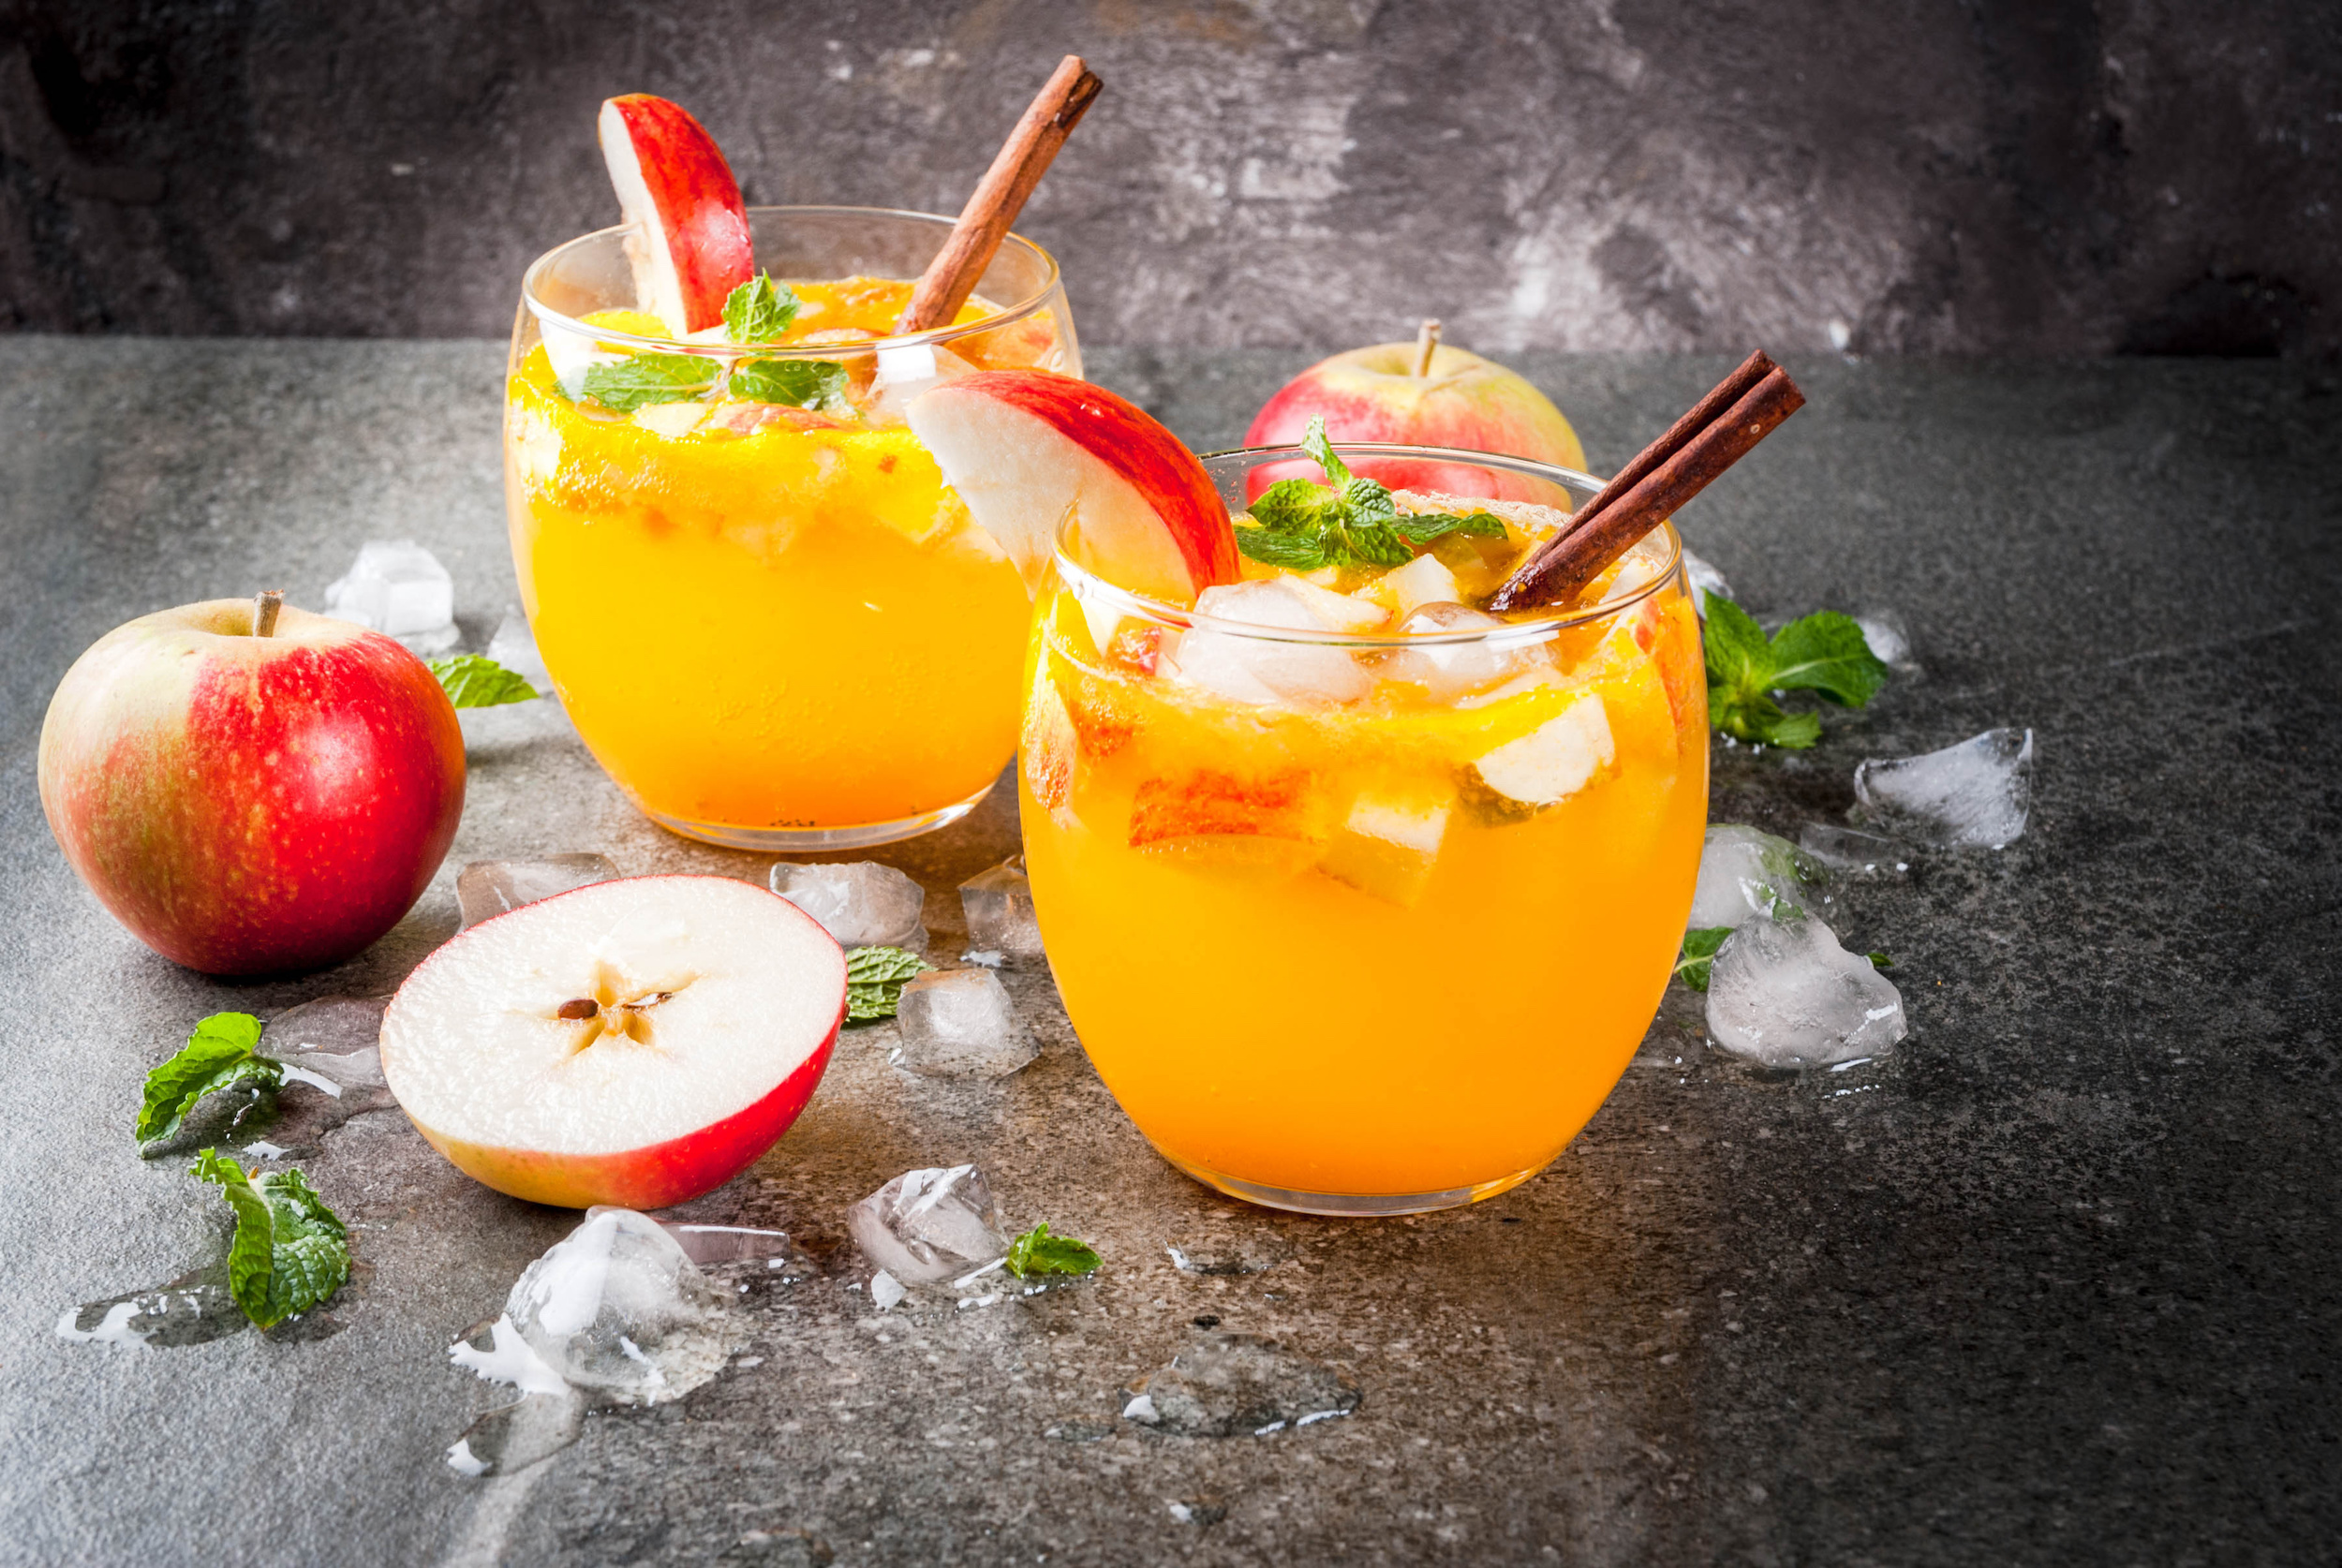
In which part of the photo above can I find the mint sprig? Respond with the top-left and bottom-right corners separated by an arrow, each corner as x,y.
723,273 -> 803,344
729,358 -> 852,412
427,654 -> 539,709
138,1013 -> 280,1149
192,1150 -> 350,1328
1704,598 -> 1888,748
1003,1222 -> 1102,1280
1673,927 -> 1732,992
1237,416 -> 1505,572
583,352 -> 719,412
845,946 -> 933,1023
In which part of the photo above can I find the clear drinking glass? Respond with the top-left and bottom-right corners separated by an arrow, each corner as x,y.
1019,443 -> 1709,1215
505,207 -> 1080,850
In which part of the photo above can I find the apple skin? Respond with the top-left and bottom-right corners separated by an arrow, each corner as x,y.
912,369 -> 1240,596
1243,341 -> 1587,501
410,1032 -> 837,1210
37,599 -> 465,976
600,95 -> 754,335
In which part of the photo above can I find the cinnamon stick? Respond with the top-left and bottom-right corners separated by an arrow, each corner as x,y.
1488,352 -> 1804,613
896,55 -> 1103,334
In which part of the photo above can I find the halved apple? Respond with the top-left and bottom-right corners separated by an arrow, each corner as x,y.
907,371 -> 1239,602
599,95 -> 755,337
380,875 -> 844,1209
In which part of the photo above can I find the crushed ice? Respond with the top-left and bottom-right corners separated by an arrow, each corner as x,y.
845,1165 -> 1008,1286
1853,728 -> 2035,849
769,861 -> 926,948
1705,913 -> 1908,1069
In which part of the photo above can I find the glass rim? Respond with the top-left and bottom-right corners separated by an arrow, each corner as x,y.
1051,440 -> 1682,648
518,204 -> 1065,359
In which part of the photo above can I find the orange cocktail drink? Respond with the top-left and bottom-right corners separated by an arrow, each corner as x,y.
505,208 -> 1079,849
1020,442 -> 1708,1213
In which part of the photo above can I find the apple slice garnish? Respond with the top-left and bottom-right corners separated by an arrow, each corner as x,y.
380,875 -> 844,1210
598,95 -> 755,337
907,371 -> 1239,603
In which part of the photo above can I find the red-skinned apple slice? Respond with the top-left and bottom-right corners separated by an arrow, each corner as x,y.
907,371 -> 1239,603
380,875 -> 843,1210
599,95 -> 754,337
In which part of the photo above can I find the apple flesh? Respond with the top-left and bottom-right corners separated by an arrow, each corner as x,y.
380,875 -> 845,1210
908,371 -> 1240,604
599,95 -> 755,337
1244,339 -> 1587,501
38,599 -> 465,976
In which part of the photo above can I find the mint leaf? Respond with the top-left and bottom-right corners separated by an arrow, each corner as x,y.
426,654 -> 539,709
1003,1222 -> 1102,1280
583,352 -> 719,412
1392,509 -> 1506,544
192,1150 -> 349,1328
1767,612 -> 1889,708
1335,518 -> 1414,569
1341,478 -> 1396,529
729,358 -> 851,412
1298,415 -> 1352,489
138,1013 -> 278,1148
1674,927 -> 1732,991
1246,479 -> 1328,533
1868,951 -> 1895,970
1703,598 -> 1889,749
722,273 -> 802,344
845,945 -> 933,1023
1234,524 -> 1334,570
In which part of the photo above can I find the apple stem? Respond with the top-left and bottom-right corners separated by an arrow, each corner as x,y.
251,589 -> 284,638
1413,319 -> 1443,377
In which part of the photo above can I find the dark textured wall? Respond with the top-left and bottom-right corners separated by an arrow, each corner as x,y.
2,0 -> 2335,354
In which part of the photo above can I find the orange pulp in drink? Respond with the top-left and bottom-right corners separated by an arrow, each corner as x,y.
1020,505 -> 1708,1203
505,277 -> 1068,836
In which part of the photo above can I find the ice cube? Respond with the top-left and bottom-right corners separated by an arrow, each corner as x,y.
540,318 -> 627,400
1686,824 -> 1818,929
1679,548 -> 1733,616
1799,823 -> 1909,876
895,969 -> 1038,1079
499,1207 -> 741,1402
1853,728 -> 2035,848
845,1165 -> 1008,1285
1383,602 -> 1546,699
1318,788 -> 1452,907
1854,610 -> 1916,670
1384,552 -> 1460,619
870,1270 -> 906,1311
958,856 -> 1044,960
456,854 -> 618,930
486,606 -> 554,692
1170,579 -> 1386,705
324,540 -> 458,654
1465,693 -> 1614,813
768,861 -> 926,948
1704,913 -> 1908,1068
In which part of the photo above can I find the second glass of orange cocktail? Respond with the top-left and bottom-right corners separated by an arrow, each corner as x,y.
505,206 -> 1078,849
1015,438 -> 1709,1214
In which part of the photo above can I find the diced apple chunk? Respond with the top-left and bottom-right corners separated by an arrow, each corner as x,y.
1128,768 -> 1323,872
1020,677 -> 1079,824
1464,693 -> 1615,815
633,400 -> 713,438
1319,788 -> 1453,907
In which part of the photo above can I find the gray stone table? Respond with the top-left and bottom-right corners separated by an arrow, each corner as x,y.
2,340 -> 2336,1567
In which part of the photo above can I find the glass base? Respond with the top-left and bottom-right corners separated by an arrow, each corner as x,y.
640,780 -> 994,852
1170,1157 -> 1549,1217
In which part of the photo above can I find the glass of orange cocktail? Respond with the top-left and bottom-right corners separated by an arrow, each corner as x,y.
1020,442 -> 1707,1214
505,207 -> 1078,849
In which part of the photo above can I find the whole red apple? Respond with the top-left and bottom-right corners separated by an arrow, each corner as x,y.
1244,325 -> 1587,501
38,597 -> 465,976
